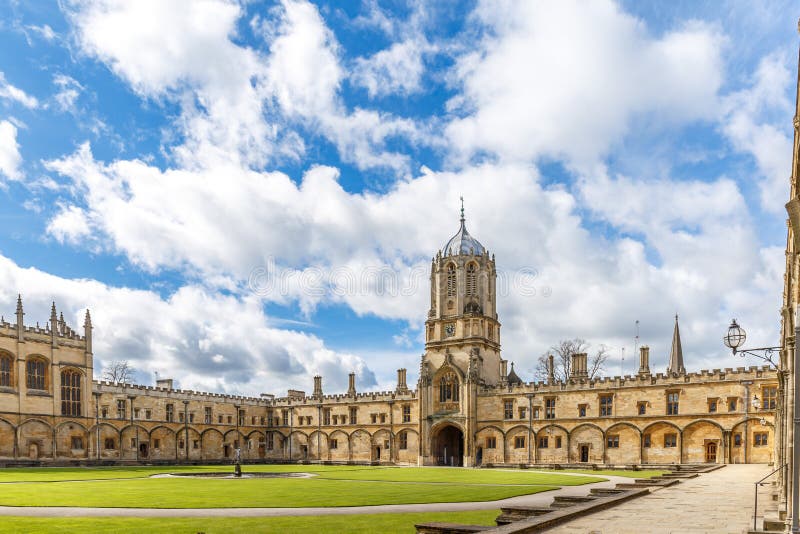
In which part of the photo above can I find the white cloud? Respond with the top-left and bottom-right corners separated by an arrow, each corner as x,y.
52,74 -> 83,113
0,253 -> 378,395
351,37 -> 428,98
721,52 -> 794,213
47,204 -> 92,244
0,120 -> 23,182
0,72 -> 38,109
64,0 -> 426,172
446,0 -> 724,169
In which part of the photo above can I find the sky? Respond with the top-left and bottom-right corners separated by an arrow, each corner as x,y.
0,0 -> 796,396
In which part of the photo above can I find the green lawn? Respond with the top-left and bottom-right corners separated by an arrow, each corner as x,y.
0,510 -> 501,533
0,465 -> 612,508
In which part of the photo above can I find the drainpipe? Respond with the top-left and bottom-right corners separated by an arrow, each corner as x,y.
743,381 -> 752,464
183,400 -> 189,462
526,393 -> 533,465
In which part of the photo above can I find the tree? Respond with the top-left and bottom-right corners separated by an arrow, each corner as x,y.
102,360 -> 136,385
533,338 -> 609,382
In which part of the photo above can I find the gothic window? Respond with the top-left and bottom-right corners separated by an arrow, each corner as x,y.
398,431 -> 408,450
466,263 -> 477,297
330,438 -> 338,449
538,436 -> 548,448
643,434 -> 651,448
754,432 -> 769,447
664,433 -> 677,448
323,408 -> 331,425
514,436 -> 525,449
166,404 -> 174,422
446,263 -> 456,297
60,369 -> 81,416
555,436 -> 562,448
349,407 -> 358,424
666,391 -> 679,415
438,372 -> 459,403
26,357 -> 46,390
266,433 -> 274,450
0,353 -> 12,387
503,400 -> 513,419
485,436 -> 496,449
606,435 -> 620,448
205,407 -> 212,424
762,386 -> 777,409
402,405 -> 411,423
545,398 -> 556,419
599,395 -> 613,416
104,438 -> 115,450
117,399 -> 126,419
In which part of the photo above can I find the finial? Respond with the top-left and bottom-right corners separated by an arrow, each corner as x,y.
50,301 -> 57,320
460,196 -> 464,222
16,294 -> 22,314
675,313 -> 679,322
84,309 -> 92,327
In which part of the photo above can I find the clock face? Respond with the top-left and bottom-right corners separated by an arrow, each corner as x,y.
445,324 -> 455,337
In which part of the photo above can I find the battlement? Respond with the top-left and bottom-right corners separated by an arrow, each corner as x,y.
0,296 -> 90,349
482,364 -> 776,396
92,380 -> 272,405
270,388 -> 418,406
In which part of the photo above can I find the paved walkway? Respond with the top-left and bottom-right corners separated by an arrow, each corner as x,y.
546,464 -> 773,534
0,470 -> 632,517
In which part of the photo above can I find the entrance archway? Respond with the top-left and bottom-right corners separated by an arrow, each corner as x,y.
433,425 -> 464,466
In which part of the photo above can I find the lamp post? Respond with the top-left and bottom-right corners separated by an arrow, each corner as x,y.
722,319 -> 788,527
182,400 -> 189,462
128,395 -> 138,462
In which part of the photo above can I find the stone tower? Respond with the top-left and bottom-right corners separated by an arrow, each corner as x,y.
418,201 -> 502,467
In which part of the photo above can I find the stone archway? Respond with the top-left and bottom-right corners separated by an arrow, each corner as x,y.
433,424 -> 464,466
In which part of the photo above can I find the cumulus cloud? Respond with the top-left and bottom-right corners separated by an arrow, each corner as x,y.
64,0 -> 426,172
721,52 -> 794,213
52,74 -> 84,113
0,120 -> 23,182
0,253 -> 377,395
445,0 -> 724,169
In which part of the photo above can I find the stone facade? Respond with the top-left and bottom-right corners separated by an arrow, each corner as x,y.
0,215 -> 778,466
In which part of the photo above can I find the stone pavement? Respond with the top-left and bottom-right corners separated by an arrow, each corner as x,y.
0,470 -> 632,518
544,464 -> 773,534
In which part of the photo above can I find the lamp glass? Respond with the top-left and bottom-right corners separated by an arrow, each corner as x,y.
724,320 -> 746,349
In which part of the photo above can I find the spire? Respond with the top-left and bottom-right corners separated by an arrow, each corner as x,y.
460,195 -> 465,223
16,294 -> 22,315
84,309 -> 92,328
666,314 -> 685,375
15,294 -> 24,341
50,302 -> 57,322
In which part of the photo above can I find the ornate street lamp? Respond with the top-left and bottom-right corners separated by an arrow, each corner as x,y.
723,319 -> 781,369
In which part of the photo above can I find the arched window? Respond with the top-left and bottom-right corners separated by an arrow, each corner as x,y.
26,358 -> 46,390
466,263 -> 477,297
438,372 -> 460,403
60,369 -> 81,416
0,353 -> 12,388
446,263 -> 456,297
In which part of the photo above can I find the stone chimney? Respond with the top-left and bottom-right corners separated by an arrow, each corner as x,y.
570,353 -> 588,379
396,368 -> 408,393
638,345 -> 651,376
156,378 -> 174,390
547,354 -> 555,384
313,375 -> 323,398
347,372 -> 357,396
500,359 -> 508,383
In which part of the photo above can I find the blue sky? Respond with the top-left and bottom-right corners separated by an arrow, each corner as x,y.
0,0 -> 796,395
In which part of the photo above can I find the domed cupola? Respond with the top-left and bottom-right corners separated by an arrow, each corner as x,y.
443,199 -> 485,256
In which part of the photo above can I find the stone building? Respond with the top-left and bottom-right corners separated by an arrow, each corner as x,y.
0,212 -> 778,466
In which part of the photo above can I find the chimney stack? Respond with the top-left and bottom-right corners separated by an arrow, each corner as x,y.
313,375 -> 323,398
547,354 -> 555,384
500,359 -> 508,382
570,353 -> 588,379
348,372 -> 357,396
396,368 -> 408,393
638,345 -> 651,376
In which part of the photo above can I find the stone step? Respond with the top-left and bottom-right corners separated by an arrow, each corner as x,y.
589,488 -> 626,496
495,506 -> 553,525
414,523 -> 493,534
550,495 -> 598,508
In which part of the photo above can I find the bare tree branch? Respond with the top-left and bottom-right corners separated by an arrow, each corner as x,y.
102,360 -> 136,385
533,338 -> 608,382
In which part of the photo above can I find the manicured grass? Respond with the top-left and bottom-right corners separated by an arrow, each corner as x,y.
0,477 -> 559,508
0,510 -> 502,533
0,465 -> 616,509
